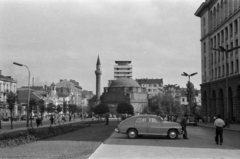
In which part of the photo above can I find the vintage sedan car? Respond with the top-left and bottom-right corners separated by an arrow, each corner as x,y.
115,114 -> 183,139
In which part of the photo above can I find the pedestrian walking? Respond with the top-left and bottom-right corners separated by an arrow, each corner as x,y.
180,114 -> 189,139
36,117 -> 40,127
105,113 -> 109,125
214,114 -> 225,145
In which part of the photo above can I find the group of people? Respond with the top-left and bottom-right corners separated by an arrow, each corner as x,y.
180,114 -> 226,145
49,114 -> 67,125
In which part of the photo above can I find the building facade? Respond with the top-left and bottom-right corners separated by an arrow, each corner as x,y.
195,0 -> 240,123
101,78 -> 148,114
0,70 -> 17,117
114,61 -> 132,79
136,78 -> 164,98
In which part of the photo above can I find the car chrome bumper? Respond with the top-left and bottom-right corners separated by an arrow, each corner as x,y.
115,128 -> 119,133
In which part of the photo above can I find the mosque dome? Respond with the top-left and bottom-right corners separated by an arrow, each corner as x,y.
109,78 -> 140,87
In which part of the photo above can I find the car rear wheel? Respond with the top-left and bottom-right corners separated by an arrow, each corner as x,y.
168,129 -> 178,139
127,129 -> 138,139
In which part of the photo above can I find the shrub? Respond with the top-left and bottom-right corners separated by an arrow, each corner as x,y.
0,123 -> 90,148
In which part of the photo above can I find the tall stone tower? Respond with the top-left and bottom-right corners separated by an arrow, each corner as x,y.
95,55 -> 102,102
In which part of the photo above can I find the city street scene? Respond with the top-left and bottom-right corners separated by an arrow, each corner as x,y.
1,0 -> 240,159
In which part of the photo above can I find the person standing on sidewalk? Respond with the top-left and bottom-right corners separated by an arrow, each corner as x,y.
180,114 -> 189,139
214,114 -> 225,145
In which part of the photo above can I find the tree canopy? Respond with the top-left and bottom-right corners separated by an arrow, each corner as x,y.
93,103 -> 109,115
116,102 -> 134,115
38,99 -> 45,117
68,104 -> 78,115
6,91 -> 17,129
46,102 -> 55,114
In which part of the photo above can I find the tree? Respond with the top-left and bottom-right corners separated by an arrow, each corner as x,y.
93,103 -> 109,119
29,98 -> 37,116
46,102 -> 55,114
56,104 -> 62,113
186,81 -> 195,115
38,99 -> 45,118
116,102 -> 134,115
63,101 -> 67,115
6,91 -> 17,129
68,104 -> 78,121
17,104 -> 23,118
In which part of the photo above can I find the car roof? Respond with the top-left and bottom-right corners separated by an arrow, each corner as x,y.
131,114 -> 158,118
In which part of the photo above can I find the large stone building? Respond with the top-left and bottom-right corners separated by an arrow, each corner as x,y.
195,0 -> 240,123
101,78 -> 148,114
136,78 -> 164,98
0,70 -> 17,117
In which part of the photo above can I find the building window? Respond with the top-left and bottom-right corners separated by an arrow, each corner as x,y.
182,98 -> 185,102
236,59 -> 239,73
204,42 -> 206,53
235,20 -> 238,34
230,23 -> 233,37
148,89 -> 151,92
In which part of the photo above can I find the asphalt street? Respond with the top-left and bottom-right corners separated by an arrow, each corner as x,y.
90,125 -> 240,159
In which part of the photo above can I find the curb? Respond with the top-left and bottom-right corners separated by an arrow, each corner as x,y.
198,124 -> 240,132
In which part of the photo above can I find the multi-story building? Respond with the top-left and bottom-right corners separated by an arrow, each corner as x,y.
114,61 -> 132,79
195,0 -> 240,123
179,88 -> 202,107
136,78 -> 164,98
0,70 -> 17,117
56,79 -> 82,106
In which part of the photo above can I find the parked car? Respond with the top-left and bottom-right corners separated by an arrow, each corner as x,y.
2,117 -> 9,121
21,115 -> 27,121
187,116 -> 198,126
115,114 -> 183,139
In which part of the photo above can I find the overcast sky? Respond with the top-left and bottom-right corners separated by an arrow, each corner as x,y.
0,0 -> 204,93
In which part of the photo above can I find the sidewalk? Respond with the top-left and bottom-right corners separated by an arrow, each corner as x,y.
197,122 -> 240,132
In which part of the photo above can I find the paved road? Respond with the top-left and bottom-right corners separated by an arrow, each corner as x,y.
90,125 -> 240,159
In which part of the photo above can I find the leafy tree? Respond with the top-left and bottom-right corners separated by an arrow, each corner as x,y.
38,99 -> 45,118
63,101 -> 67,115
17,104 -> 23,118
142,106 -> 149,114
29,98 -> 37,116
116,102 -> 134,115
6,91 -> 17,129
148,93 -> 183,120
186,81 -> 195,108
56,104 -> 62,113
68,104 -> 78,121
93,103 -> 109,118
46,102 -> 55,114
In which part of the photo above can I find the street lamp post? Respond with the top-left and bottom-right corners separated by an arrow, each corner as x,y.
213,46 -> 240,128
167,84 -> 177,121
181,72 -> 198,115
13,62 -> 30,127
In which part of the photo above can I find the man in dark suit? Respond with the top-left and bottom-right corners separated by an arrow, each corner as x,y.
181,114 -> 189,139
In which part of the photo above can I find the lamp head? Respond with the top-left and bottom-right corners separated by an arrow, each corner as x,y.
219,46 -> 226,51
190,72 -> 198,76
182,72 -> 188,76
13,62 -> 23,66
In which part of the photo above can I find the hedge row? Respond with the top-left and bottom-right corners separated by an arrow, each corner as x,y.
0,123 -> 90,148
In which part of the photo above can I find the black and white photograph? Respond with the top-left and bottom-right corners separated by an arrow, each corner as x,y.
0,0 -> 240,158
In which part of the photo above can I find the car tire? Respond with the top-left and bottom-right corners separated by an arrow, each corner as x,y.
127,129 -> 138,139
168,129 -> 178,139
